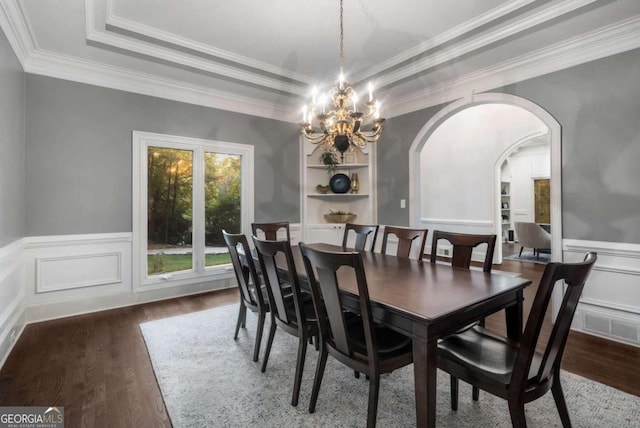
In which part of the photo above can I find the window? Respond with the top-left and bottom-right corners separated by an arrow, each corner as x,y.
133,131 -> 254,289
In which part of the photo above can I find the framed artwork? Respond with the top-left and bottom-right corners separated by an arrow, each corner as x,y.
343,153 -> 356,164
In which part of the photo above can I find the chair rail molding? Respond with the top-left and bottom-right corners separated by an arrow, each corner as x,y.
564,239 -> 640,347
419,218 -> 494,228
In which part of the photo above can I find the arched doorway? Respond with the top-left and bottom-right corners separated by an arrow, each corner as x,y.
408,93 -> 562,264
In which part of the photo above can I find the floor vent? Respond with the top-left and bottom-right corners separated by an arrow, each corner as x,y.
611,319 -> 639,344
581,311 -> 640,345
584,313 -> 610,336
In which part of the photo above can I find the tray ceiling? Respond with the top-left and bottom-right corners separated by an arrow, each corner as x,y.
2,0 -> 640,120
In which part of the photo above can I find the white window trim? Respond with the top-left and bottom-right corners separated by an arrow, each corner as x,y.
132,131 -> 254,291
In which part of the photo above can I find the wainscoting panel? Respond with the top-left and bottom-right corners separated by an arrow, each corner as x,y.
24,233 -> 132,306
36,252 -> 122,293
564,239 -> 640,347
21,232 -> 237,325
0,239 -> 26,369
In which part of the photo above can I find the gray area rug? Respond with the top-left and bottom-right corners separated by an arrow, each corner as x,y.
504,251 -> 551,265
140,304 -> 640,427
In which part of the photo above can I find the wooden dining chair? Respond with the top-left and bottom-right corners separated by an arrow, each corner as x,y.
299,243 -> 413,428
430,230 -> 497,273
341,223 -> 379,251
437,252 -> 597,427
251,222 -> 291,241
222,230 -> 269,363
252,237 -> 318,407
380,226 -> 428,259
429,230 -> 497,402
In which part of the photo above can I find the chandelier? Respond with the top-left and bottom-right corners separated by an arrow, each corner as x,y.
300,0 -> 385,158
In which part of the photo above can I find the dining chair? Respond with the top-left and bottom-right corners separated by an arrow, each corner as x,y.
430,230 -> 497,273
299,243 -> 413,428
380,226 -> 428,259
252,237 -> 318,407
251,222 -> 291,241
437,252 -> 597,427
429,230 -> 498,402
222,230 -> 269,363
341,223 -> 379,251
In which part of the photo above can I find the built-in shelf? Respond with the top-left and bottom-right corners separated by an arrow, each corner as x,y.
500,181 -> 512,242
308,193 -> 369,199
301,139 -> 377,244
307,163 -> 368,170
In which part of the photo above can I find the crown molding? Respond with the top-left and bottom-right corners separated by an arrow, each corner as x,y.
363,0 -> 599,88
0,0 -> 34,67
85,29 -> 306,97
387,15 -> 640,118
3,0 -> 640,122
352,0 -> 540,83
23,49 -> 295,121
105,14 -> 313,86
84,0 -> 305,96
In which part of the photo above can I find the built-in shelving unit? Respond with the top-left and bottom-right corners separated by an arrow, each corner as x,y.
300,137 -> 376,245
501,181 -> 512,242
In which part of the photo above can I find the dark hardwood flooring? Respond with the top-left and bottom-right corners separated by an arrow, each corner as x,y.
0,260 -> 638,428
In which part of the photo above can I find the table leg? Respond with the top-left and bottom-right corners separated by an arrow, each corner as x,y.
413,337 -> 437,428
505,289 -> 524,340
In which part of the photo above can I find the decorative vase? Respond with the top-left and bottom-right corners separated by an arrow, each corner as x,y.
329,173 -> 351,193
350,173 -> 359,194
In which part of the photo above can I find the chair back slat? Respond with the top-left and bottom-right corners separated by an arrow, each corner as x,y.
512,252 -> 597,390
381,226 -> 428,259
341,223 -> 379,252
316,267 -> 351,353
430,230 -> 497,272
222,230 -> 265,310
253,237 -> 305,326
300,243 -> 377,363
252,222 -> 291,241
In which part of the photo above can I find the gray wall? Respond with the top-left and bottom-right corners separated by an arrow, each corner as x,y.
380,47 -> 640,243
25,76 -> 300,236
376,105 -> 443,226
0,28 -> 25,247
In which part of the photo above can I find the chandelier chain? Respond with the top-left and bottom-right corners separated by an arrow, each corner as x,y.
339,0 -> 344,74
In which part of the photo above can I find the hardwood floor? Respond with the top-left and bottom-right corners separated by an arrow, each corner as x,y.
0,260 -> 638,428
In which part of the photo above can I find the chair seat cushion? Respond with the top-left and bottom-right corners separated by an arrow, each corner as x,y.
279,291 -> 317,325
249,284 -> 269,305
345,315 -> 412,359
438,327 -> 516,384
437,326 -> 543,385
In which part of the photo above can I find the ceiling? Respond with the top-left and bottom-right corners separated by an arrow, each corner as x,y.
2,0 -> 640,121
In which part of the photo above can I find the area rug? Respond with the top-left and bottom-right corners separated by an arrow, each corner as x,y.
140,304 -> 640,427
504,251 -> 551,265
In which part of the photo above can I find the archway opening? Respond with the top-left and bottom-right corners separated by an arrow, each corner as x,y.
408,93 -> 561,266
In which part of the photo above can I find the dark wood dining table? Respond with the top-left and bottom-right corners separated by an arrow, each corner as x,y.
272,243 -> 531,428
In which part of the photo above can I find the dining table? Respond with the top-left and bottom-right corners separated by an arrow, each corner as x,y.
269,242 -> 531,428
